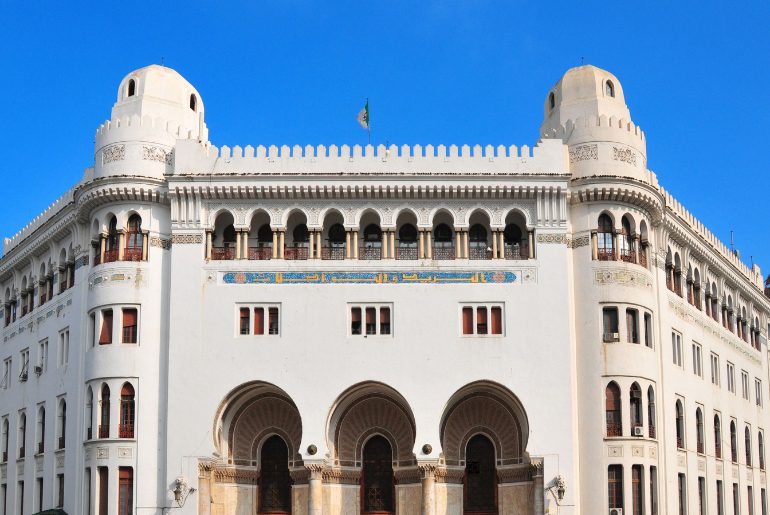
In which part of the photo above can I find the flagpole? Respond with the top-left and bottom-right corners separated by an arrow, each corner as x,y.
367,98 -> 371,145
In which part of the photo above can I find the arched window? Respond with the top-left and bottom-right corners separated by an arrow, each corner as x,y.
597,214 -> 614,260
695,408 -> 704,454
1,418 -> 8,461
730,421 -> 738,463
127,79 -> 136,97
746,427 -> 752,467
759,431 -> 766,470
549,92 -> 555,110
18,413 -> 26,458
433,223 -> 453,245
469,224 -> 487,248
503,222 -> 526,260
606,80 -> 615,98
362,435 -> 394,514
630,383 -> 642,430
619,216 -> 634,262
714,415 -> 722,459
58,400 -> 66,450
363,224 -> 382,247
328,223 -> 346,246
292,224 -> 309,245
464,434 -> 496,514
398,224 -> 417,245
647,387 -> 656,438
37,406 -> 45,454
86,387 -> 93,440
257,225 -> 273,247
100,384 -> 110,439
605,382 -> 622,437
190,94 -> 197,112
675,401 -> 684,449
125,214 -> 143,261
259,435 -> 291,513
673,253 -> 683,296
120,384 -> 135,439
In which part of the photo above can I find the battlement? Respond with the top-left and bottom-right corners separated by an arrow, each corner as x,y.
2,183 -> 79,256
95,114 -> 201,143
542,114 -> 646,144
173,138 -> 569,176
660,186 -> 764,290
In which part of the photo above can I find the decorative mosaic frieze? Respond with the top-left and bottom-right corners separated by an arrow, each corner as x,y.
612,146 -> 637,166
536,233 -> 567,244
102,144 -> 125,164
594,269 -> 652,288
171,233 -> 203,245
223,270 -> 517,285
75,255 -> 89,270
568,144 -> 597,163
149,236 -> 171,249
142,145 -> 172,164
568,235 -> 590,248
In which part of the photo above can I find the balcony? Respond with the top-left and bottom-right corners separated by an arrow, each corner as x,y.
715,443 -> 722,459
620,249 -> 637,263
697,442 -> 704,454
57,436 -> 65,450
118,424 -> 134,439
37,442 -> 44,455
606,423 -> 622,437
211,246 -> 236,260
639,251 -> 648,268
103,249 -> 119,264
504,245 -> 529,260
284,245 -> 309,260
359,247 -> 382,260
677,437 -> 684,449
247,247 -> 272,260
123,248 -> 143,261
395,246 -> 418,260
468,247 -> 492,260
1,451 -> 6,462
432,245 -> 455,260
597,248 -> 615,261
321,246 -> 345,260
649,425 -> 656,439
98,425 -> 109,439
86,427 -> 92,440
18,446 -> 25,459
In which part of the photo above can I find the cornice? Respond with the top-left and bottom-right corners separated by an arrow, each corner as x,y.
75,176 -> 169,222
0,210 -> 77,280
568,176 -> 664,223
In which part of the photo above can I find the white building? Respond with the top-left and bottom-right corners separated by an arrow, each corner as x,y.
0,63 -> 768,515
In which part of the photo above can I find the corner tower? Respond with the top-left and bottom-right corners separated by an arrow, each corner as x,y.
540,65 -> 649,183
93,64 -> 209,180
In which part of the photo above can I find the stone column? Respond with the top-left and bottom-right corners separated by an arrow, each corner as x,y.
426,231 -> 433,259
142,232 -> 149,261
316,232 -> 323,259
389,231 -> 395,259
198,461 -> 213,515
498,232 -> 505,259
528,230 -> 535,259
532,458 -> 544,515
614,230 -> 623,260
419,231 -> 426,259
633,235 -> 640,264
118,230 -> 125,260
206,231 -> 213,260
463,231 -> 469,259
99,234 -> 106,263
242,230 -> 249,259
353,231 -> 359,260
590,230 -> 598,260
235,232 -> 242,259
272,231 -> 279,259
454,230 -> 462,259
279,231 -> 285,259
345,231 -> 352,259
419,464 -> 436,515
309,230 -> 316,258
307,464 -> 324,515
491,230 -> 498,259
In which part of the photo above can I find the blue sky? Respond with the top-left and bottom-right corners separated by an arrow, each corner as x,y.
0,1 -> 768,277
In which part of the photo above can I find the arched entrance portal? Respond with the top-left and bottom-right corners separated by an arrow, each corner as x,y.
259,435 -> 292,514
464,434 -> 497,514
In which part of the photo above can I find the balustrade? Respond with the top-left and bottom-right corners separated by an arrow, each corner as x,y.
284,246 -> 309,260
395,246 -> 418,260
321,246 -> 345,260
433,245 -> 455,260
359,247 -> 382,260
247,247 -> 272,260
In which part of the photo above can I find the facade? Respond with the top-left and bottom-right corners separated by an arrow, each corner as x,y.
0,63 -> 768,515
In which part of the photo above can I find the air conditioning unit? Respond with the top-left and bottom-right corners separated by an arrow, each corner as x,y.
33,366 -> 43,375
633,426 -> 644,437
610,509 -> 623,515
603,332 -> 620,343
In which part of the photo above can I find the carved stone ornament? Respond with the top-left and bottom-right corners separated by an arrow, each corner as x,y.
322,467 -> 361,485
149,236 -> 171,249
497,464 -> 534,484
568,235 -> 591,248
171,233 -> 203,245
612,146 -> 638,166
102,144 -> 126,164
594,269 -> 652,289
537,233 -> 567,244
394,466 -> 421,484
568,144 -> 597,163
142,145 -> 172,164
213,466 -> 258,484
434,467 -> 465,484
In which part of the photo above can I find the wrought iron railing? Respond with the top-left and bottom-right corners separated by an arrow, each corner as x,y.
37,442 -> 44,454
98,425 -> 109,439
58,436 -> 65,450
321,247 -> 345,260
123,248 -> 143,261
620,249 -> 636,263
284,246 -> 309,260
715,443 -> 722,459
247,247 -> 272,260
468,247 -> 492,260
359,247 -> 382,260
606,422 -> 622,437
597,248 -> 615,261
395,246 -> 418,260
103,249 -> 119,264
119,424 -> 134,439
432,245 -> 455,260
211,247 -> 236,260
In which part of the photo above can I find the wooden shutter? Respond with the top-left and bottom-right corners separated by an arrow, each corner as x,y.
477,307 -> 488,335
462,307 -> 473,335
380,307 -> 391,335
351,307 -> 362,335
254,308 -> 265,335
268,307 -> 279,335
366,307 -> 376,335
98,467 -> 108,515
99,310 -> 113,345
122,309 -> 137,343
239,308 -> 250,335
491,307 -> 502,335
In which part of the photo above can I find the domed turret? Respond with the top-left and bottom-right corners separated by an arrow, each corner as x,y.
93,65 -> 209,180
540,65 -> 650,183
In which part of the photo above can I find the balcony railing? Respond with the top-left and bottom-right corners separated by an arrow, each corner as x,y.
359,247 -> 382,260
468,247 -> 492,260
118,424 -> 134,439
677,437 -> 684,449
620,249 -> 636,263
639,250 -> 648,268
37,442 -> 44,455
247,247 -> 272,260
1,451 -> 6,462
284,245 -> 309,260
58,436 -> 65,450
86,428 -> 92,440
504,245 -> 529,260
715,443 -> 722,459
432,245 -> 455,260
597,248 -> 615,261
697,442 -> 704,454
103,249 -> 119,264
649,425 -> 656,439
18,446 -> 25,459
123,247 -> 143,261
321,246 -> 345,260
98,425 -> 109,439
606,423 -> 622,437
211,246 -> 236,260
395,246 -> 418,260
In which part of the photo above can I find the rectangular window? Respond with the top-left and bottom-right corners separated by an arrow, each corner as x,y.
121,308 -> 138,344
350,304 -> 393,337
743,370 -> 751,400
462,307 -> 473,335
99,310 -> 113,345
672,331 -> 683,367
727,362 -> 736,393
17,481 -> 23,515
717,480 -> 724,515
491,307 -> 502,335
608,465 -> 623,509
58,329 -> 69,367
711,353 -> 720,386
56,473 -> 64,508
698,477 -> 706,515
36,477 -> 42,513
461,304 -> 503,336
89,312 -> 96,347
379,307 -> 391,335
239,308 -> 250,335
19,349 -> 29,382
118,467 -> 133,515
761,488 -> 767,515
750,486 -> 755,515
692,342 -> 703,378
627,309 -> 639,343
644,312 -> 653,348
603,307 -> 619,342
678,473 -> 687,515
236,304 -> 281,337
85,468 -> 92,515
36,339 -> 48,375
632,465 -> 643,515
756,379 -> 763,407
476,307 -> 488,335
98,467 -> 108,515
650,466 -> 658,515
735,483 -> 741,515
1,359 -> 9,390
